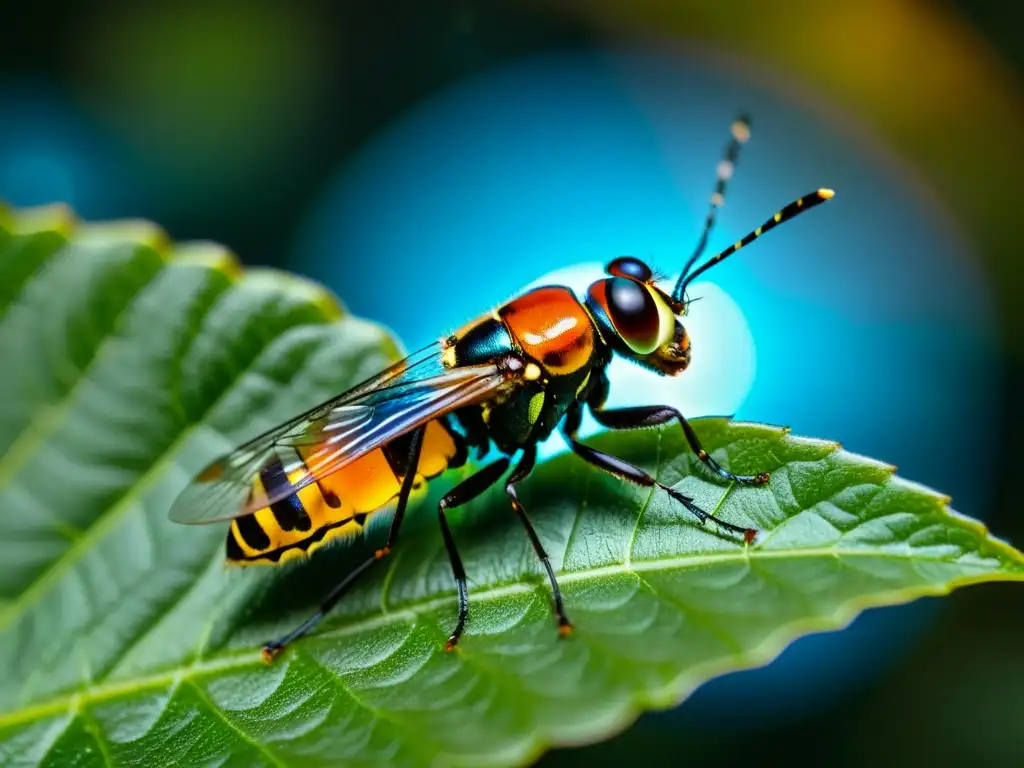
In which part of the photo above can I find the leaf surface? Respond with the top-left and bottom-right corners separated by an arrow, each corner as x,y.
0,202 -> 1021,768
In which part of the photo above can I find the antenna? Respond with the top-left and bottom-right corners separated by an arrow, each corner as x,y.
673,188 -> 835,302
674,114 -> 752,297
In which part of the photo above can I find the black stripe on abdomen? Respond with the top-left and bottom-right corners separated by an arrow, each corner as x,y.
226,528 -> 246,560
234,514 -> 359,563
235,512 -> 271,550
260,455 -> 312,533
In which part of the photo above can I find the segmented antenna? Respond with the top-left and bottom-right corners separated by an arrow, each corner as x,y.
673,114 -> 752,302
674,188 -> 835,300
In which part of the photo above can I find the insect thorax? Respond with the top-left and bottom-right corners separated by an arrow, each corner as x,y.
449,286 -> 607,452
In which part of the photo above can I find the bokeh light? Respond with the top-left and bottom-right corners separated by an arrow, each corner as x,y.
69,0 -> 333,213
0,80 -> 128,217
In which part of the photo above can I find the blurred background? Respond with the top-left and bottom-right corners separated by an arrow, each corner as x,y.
2,0 -> 1021,764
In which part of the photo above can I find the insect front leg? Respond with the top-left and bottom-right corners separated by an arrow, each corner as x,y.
261,427 -> 426,663
562,404 -> 755,543
438,456 -> 511,651
589,404 -> 769,487
504,444 -> 572,637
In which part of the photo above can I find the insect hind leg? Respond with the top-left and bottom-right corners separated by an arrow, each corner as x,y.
261,426 -> 426,662
505,445 -> 572,636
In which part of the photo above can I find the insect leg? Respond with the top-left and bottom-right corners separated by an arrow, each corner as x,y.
505,444 -> 572,636
562,407 -> 755,542
261,426 -> 426,663
589,405 -> 769,487
438,456 -> 511,651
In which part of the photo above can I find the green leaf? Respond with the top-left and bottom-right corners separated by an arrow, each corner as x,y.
0,201 -> 1021,768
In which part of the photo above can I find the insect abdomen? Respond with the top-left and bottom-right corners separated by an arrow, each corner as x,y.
226,420 -> 461,565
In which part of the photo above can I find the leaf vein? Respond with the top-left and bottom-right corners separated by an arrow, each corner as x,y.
560,464 -> 594,566
79,706 -> 116,768
2,544 -> 1017,733
632,572 -> 744,656
97,549 -> 222,685
625,427 -> 661,569
0,292 -> 331,633
187,680 -> 291,768
379,550 -> 404,616
0,249 -> 166,488
0,232 -> 65,322
299,649 -> 440,764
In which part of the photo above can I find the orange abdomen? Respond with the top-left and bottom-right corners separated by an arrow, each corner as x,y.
227,420 -> 458,565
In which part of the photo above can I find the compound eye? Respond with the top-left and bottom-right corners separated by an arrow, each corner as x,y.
606,277 -> 661,354
606,257 -> 652,283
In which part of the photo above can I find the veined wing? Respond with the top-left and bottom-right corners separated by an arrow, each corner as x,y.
169,342 -> 510,525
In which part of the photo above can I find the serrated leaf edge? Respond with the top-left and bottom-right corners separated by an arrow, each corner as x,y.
1,541 -> 1021,743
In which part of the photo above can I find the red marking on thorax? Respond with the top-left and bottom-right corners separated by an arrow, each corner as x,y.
499,286 -> 595,375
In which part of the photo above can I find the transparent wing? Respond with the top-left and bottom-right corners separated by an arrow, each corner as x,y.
169,342 -> 508,525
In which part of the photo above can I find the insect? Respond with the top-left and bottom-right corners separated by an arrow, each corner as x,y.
169,114 -> 834,662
